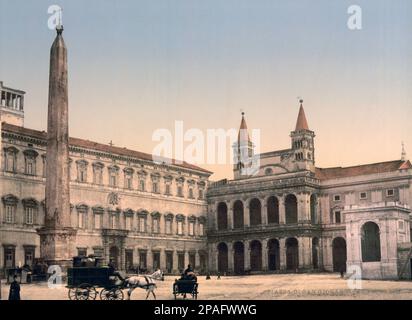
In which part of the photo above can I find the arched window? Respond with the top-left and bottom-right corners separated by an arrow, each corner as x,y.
361,222 -> 381,262
267,196 -> 279,224
217,202 -> 228,230
285,194 -> 298,224
249,198 -> 262,226
233,200 -> 244,229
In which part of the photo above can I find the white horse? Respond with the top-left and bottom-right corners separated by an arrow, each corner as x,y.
124,269 -> 164,300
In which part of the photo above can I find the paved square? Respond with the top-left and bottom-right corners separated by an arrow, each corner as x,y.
2,273 -> 412,300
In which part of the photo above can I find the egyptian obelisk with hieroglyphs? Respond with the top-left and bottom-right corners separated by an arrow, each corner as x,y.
37,24 -> 77,270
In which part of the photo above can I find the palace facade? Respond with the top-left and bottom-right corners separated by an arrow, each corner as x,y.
0,82 -> 211,275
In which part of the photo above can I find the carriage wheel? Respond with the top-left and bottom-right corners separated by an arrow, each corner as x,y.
100,288 -> 124,300
68,284 -> 96,300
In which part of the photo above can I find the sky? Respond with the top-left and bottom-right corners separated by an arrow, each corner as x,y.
0,0 -> 411,180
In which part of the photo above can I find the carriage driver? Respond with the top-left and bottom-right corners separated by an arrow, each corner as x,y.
184,264 -> 193,275
108,259 -> 125,282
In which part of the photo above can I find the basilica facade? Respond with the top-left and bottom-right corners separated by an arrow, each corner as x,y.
206,104 -> 412,280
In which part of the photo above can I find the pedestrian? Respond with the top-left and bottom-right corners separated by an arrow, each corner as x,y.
8,275 -> 21,300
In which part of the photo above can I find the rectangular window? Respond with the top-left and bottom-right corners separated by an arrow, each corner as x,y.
139,217 -> 146,232
333,195 -> 341,202
177,221 -> 183,235
165,220 -> 172,234
78,213 -> 84,229
110,174 -> 117,187
5,205 -> 15,223
153,218 -> 159,233
139,180 -> 145,191
198,189 -> 203,200
165,184 -> 171,195
199,223 -> 204,236
189,222 -> 194,236
4,248 -> 15,268
335,211 -> 341,224
94,214 -> 101,229
152,182 -> 158,193
387,189 -> 395,197
188,188 -> 194,199
360,192 -> 367,200
125,176 -> 132,189
25,159 -> 35,175
125,216 -> 132,231
24,248 -> 34,267
177,186 -> 183,197
25,207 -> 34,225
78,248 -> 87,257
399,220 -> 404,231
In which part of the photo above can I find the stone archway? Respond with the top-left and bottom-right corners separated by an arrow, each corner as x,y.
332,237 -> 347,272
249,199 -> 262,226
233,241 -> 245,274
285,194 -> 298,224
267,197 -> 279,224
217,242 -> 228,273
286,238 -> 299,271
250,240 -> 262,271
268,239 -> 280,271
233,200 -> 244,229
217,202 -> 228,230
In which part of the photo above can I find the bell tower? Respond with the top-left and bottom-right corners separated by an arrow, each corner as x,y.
233,112 -> 255,179
290,100 -> 315,171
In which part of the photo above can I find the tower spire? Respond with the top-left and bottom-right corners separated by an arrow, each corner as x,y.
401,142 -> 407,161
295,99 -> 309,131
238,111 -> 250,143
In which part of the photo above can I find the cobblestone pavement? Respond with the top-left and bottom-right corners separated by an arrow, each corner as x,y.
1,273 -> 412,300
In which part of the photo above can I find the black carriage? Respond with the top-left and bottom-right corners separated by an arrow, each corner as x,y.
66,256 -> 125,300
172,279 -> 198,300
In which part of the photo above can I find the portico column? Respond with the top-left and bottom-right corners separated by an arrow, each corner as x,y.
228,203 -> 234,230
244,201 -> 250,227
147,249 -> 153,272
262,199 -> 268,225
160,249 -> 167,271
173,250 -> 179,274
184,250 -> 189,269
279,238 -> 286,271
279,195 -> 286,224
228,242 -> 234,273
261,239 -> 268,271
244,241 -> 251,271
298,192 -> 311,223
195,251 -> 200,270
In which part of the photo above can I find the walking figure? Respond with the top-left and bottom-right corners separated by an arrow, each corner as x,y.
9,275 -> 21,300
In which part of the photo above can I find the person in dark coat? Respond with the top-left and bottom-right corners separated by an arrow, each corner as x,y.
184,264 -> 193,275
108,259 -> 125,281
9,275 -> 21,300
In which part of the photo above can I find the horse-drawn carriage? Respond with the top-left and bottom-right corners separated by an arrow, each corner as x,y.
172,274 -> 198,300
67,256 -> 125,300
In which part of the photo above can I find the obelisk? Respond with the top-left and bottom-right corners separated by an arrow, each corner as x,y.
37,24 -> 76,269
